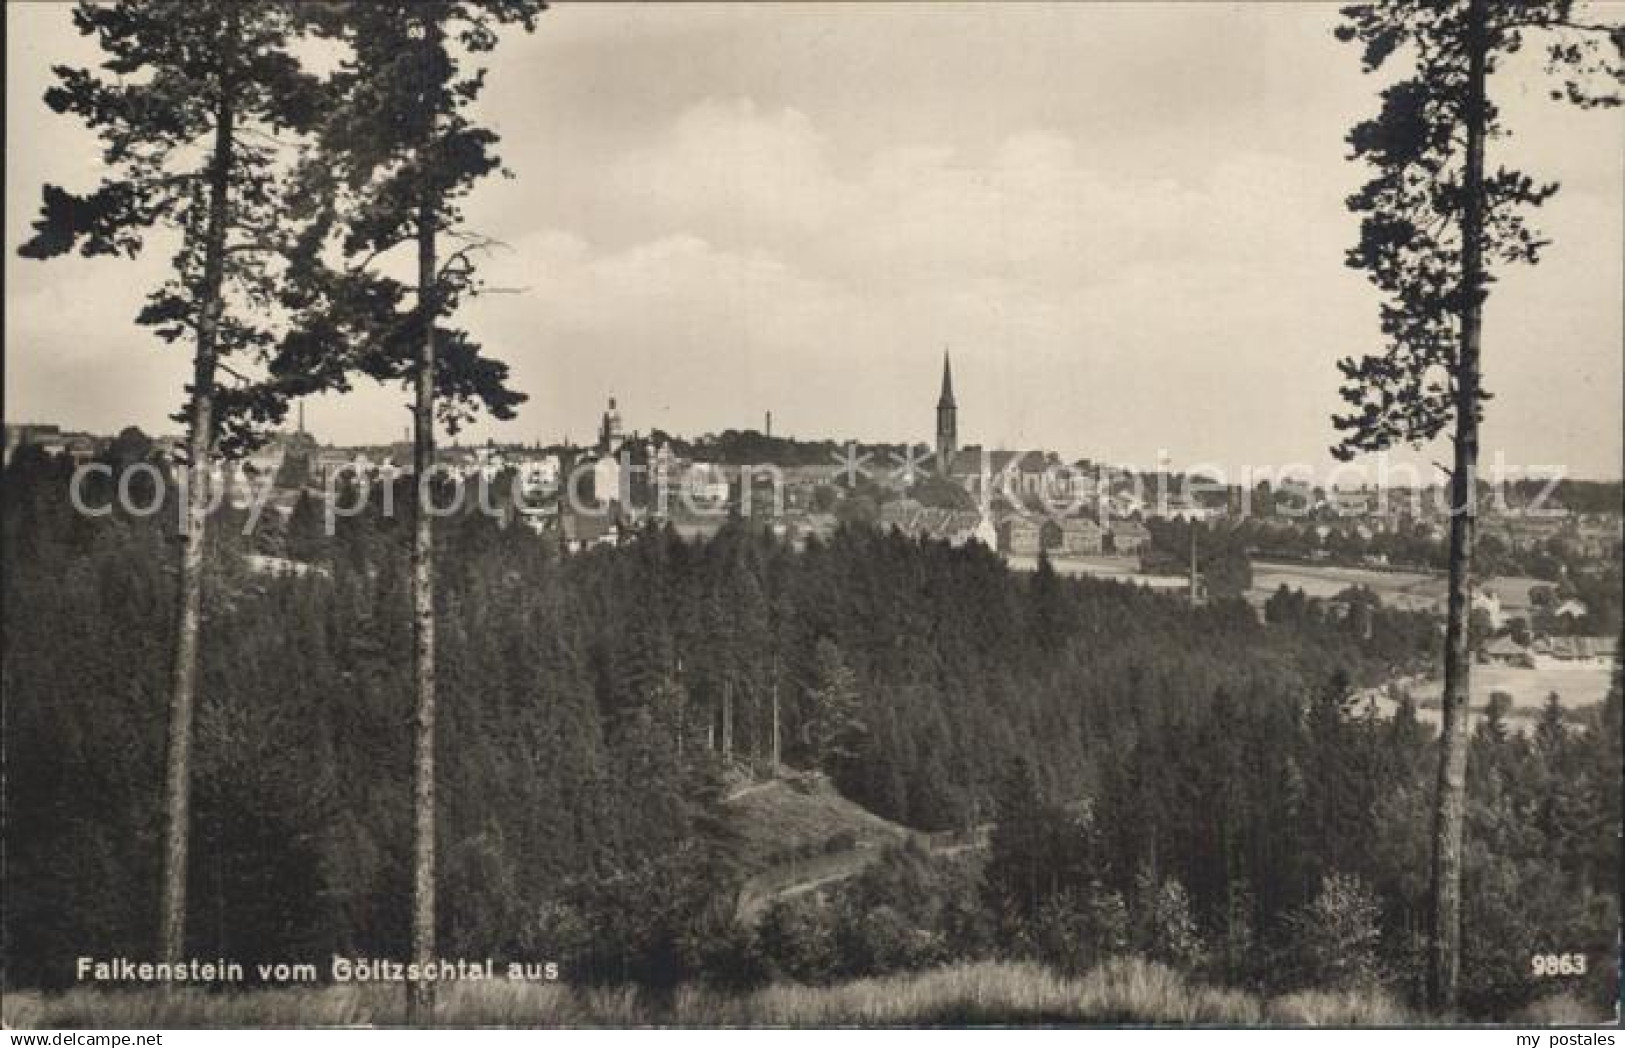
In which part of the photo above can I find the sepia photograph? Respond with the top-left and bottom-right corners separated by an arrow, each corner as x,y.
2,0 -> 1622,1034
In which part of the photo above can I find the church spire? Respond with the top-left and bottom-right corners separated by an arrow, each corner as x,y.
935,348 -> 958,468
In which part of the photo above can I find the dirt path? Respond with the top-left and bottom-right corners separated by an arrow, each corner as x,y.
734,825 -> 991,924
722,779 -> 780,803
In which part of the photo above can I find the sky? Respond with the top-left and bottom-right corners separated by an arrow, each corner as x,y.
7,2 -> 1623,480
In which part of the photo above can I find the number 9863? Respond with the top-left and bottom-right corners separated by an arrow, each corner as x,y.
1531,953 -> 1587,976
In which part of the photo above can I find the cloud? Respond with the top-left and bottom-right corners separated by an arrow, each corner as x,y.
8,3 -> 1619,475
602,97 -> 1339,302
609,97 -> 847,239
457,96 -> 1394,461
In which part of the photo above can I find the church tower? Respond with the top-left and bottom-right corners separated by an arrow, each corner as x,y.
936,350 -> 958,469
597,396 -> 623,455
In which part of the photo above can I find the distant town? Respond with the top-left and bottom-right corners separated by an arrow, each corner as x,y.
7,353 -> 1622,666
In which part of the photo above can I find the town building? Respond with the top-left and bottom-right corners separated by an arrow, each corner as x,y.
880,498 -> 995,549
1482,636 -> 1532,665
999,516 -> 1044,556
514,454 -> 561,497
1108,520 -> 1150,556
4,424 -> 102,464
1058,516 -> 1105,557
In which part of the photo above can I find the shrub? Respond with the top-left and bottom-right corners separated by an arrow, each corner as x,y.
757,896 -> 839,984
834,902 -> 942,976
1032,886 -> 1129,976
682,916 -> 771,992
1132,867 -> 1206,972
1281,872 -> 1384,992
1458,850 -> 1619,1019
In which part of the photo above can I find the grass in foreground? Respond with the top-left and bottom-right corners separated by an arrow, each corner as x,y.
2,957 -> 1600,1028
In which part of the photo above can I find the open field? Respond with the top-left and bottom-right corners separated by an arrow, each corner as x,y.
1412,660 -> 1615,712
1017,555 -> 1562,625
4,958 -> 1605,1028
1250,561 -> 1440,609
1366,659 -> 1615,733
1009,553 -> 1441,604
1006,553 -> 1188,589
1250,563 -> 1559,618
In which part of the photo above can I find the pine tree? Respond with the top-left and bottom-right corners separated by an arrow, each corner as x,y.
1331,0 -> 1618,1011
18,0 -> 324,964
291,1 -> 543,1021
804,639 -> 866,773
983,757 -> 1050,926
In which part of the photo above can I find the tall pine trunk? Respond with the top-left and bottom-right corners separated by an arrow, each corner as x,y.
1429,0 -> 1487,1014
159,53 -> 236,967
407,192 -> 439,1025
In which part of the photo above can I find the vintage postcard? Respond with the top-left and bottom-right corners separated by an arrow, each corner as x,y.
3,0 -> 1621,1034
